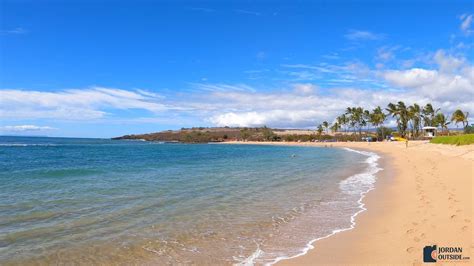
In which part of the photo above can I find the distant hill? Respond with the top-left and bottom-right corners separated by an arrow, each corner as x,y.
112,127 -> 282,143
112,126 -> 371,143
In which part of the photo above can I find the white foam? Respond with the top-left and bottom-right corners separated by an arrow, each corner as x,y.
0,143 -> 57,147
235,247 -> 264,266
239,147 -> 383,266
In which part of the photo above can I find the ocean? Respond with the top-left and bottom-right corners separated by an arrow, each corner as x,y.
0,136 -> 381,265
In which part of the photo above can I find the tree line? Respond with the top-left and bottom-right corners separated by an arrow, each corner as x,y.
317,102 -> 470,139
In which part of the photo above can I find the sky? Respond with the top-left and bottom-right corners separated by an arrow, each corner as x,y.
1,0 -> 473,138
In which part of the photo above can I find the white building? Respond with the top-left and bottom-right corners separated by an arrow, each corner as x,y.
422,126 -> 437,138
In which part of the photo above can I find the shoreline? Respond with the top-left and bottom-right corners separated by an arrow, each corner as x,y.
224,141 -> 473,264
265,147 -> 384,265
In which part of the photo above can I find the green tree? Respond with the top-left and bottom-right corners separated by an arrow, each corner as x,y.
422,103 -> 440,127
322,121 -> 329,134
363,109 -> 371,135
316,124 -> 324,136
337,114 -> 348,133
434,113 -> 450,134
451,109 -> 469,128
261,126 -> 275,141
345,107 -> 365,136
330,122 -> 340,133
386,101 -> 409,138
408,103 -> 422,138
376,126 -> 393,141
240,128 -> 250,141
370,106 -> 387,140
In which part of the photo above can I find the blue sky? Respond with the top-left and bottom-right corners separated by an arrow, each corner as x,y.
1,0 -> 473,137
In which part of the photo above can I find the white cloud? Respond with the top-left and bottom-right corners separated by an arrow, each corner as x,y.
1,52 -> 472,130
207,50 -> 473,128
459,14 -> 473,35
210,112 -> 266,127
382,50 -> 473,100
207,85 -> 473,128
282,64 -> 337,73
0,87 -> 168,120
433,50 -> 464,72
376,46 -> 401,62
345,30 -> 384,41
0,27 -> 27,35
191,83 -> 256,92
293,83 -> 317,94
0,125 -> 56,132
234,9 -> 261,16
383,68 -> 438,88
281,62 -> 373,84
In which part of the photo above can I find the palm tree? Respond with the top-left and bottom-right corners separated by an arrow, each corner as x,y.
408,104 -> 422,138
370,106 -> 386,140
434,113 -> 450,135
337,114 -> 348,133
345,107 -> 355,133
386,101 -> 409,138
363,109 -> 371,135
386,102 -> 400,135
322,121 -> 329,134
451,109 -> 469,128
330,122 -> 340,133
345,107 -> 365,136
317,124 -> 324,136
422,103 -> 440,127
398,102 -> 409,138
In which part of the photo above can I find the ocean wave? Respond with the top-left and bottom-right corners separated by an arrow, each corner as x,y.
0,143 -> 58,147
239,147 -> 382,266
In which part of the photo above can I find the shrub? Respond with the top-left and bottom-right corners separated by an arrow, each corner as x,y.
430,134 -> 474,146
376,127 -> 393,140
464,124 -> 474,134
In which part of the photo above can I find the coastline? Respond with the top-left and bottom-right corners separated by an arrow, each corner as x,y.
224,141 -> 473,264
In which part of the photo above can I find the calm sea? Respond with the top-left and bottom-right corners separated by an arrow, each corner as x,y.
0,136 -> 380,265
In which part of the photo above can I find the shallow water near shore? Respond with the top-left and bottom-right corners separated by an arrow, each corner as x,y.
0,136 -> 378,265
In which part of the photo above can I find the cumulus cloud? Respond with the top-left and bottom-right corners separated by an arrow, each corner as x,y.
382,50 -> 473,100
207,85 -> 472,128
0,125 -> 56,132
0,87 -> 168,120
207,50 -> 473,128
383,68 -> 438,87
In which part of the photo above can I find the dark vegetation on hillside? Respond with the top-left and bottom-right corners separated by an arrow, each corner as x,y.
112,126 -> 388,143
113,127 -> 276,143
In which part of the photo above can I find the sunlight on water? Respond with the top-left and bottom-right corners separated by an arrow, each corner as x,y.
0,136 -> 369,264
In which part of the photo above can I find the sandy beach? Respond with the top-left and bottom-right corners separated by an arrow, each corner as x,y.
227,140 -> 473,264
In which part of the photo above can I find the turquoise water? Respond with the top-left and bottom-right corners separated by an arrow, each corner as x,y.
0,136 -> 378,264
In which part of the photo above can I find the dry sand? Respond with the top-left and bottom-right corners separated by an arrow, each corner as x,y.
227,140 -> 473,265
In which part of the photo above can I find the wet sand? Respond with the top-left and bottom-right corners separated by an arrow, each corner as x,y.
227,140 -> 473,265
